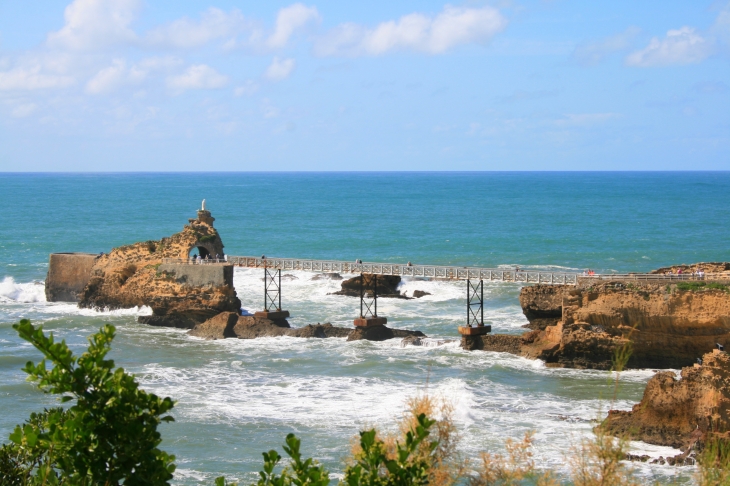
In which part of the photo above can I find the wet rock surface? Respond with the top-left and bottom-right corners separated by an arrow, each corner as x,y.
187,312 -> 425,342
188,311 -> 239,339
412,290 -> 431,298
330,274 -> 408,299
346,325 -> 425,342
461,334 -> 522,353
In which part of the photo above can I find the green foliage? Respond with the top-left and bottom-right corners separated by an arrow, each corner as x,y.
199,234 -> 217,243
697,435 -> 730,486
213,433 -> 331,486
343,413 -> 437,486
2,319 -> 176,485
676,281 -> 729,292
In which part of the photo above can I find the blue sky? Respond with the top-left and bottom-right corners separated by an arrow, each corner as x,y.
0,1 -> 728,171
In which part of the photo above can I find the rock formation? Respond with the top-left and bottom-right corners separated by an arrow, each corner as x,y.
330,274 -> 407,299
78,209 -> 241,328
469,274 -> 730,370
188,311 -> 424,342
602,349 -> 730,449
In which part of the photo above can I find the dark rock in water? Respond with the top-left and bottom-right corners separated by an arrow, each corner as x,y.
233,315 -> 291,339
331,274 -> 407,298
347,325 -> 425,342
139,313 -> 200,329
290,323 -> 351,338
311,273 -> 343,281
188,312 -> 239,339
412,290 -> 431,298
461,334 -> 521,354
401,335 -> 423,346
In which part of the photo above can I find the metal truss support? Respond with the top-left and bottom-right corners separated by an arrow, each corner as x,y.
264,266 -> 282,312
467,279 -> 484,327
360,273 -> 378,318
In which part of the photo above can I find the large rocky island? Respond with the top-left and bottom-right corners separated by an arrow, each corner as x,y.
45,207 -> 425,342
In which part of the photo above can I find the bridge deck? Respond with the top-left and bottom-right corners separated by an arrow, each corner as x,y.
165,256 -> 579,285
161,256 -> 729,286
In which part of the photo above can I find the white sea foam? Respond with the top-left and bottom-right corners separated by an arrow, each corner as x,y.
0,277 -> 46,303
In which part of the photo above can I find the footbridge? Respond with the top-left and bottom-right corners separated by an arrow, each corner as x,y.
161,255 -> 726,337
163,255 -> 583,337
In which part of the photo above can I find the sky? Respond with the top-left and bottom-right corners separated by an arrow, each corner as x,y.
0,0 -> 729,171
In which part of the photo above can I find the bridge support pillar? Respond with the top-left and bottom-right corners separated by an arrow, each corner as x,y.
458,279 -> 491,336
354,273 -> 387,327
255,264 -> 290,319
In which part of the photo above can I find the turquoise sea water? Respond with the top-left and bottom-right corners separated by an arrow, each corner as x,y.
1,172 -> 729,483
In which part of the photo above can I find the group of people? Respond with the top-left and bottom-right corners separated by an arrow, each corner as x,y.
191,253 -> 226,264
582,269 -> 597,276
666,268 -> 706,279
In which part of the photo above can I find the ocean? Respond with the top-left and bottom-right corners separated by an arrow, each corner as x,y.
1,172 -> 729,484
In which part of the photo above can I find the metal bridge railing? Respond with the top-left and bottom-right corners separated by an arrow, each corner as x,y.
160,256 -> 580,285
159,257 -> 727,285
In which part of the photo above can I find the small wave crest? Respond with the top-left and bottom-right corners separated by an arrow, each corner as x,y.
0,277 -> 46,303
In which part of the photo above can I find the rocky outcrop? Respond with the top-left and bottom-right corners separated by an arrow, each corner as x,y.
412,290 -> 431,298
512,280 -> 730,369
188,312 -> 424,342
188,311 -> 239,339
78,209 -> 241,328
346,325 -> 425,342
331,274 -> 407,299
602,349 -> 730,449
519,285 -> 571,330
461,334 -> 522,354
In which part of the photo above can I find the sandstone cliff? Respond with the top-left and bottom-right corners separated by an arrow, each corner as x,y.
468,275 -> 730,370
520,281 -> 730,369
78,210 -> 241,328
602,349 -> 730,449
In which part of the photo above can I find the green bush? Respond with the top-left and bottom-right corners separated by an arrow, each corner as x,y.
1,320 -> 176,485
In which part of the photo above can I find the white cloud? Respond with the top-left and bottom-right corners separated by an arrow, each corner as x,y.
47,0 -> 139,50
264,57 -> 296,81
572,27 -> 640,66
267,3 -> 321,48
85,57 -> 183,94
314,4 -> 507,56
626,27 -> 712,67
166,64 -> 229,91
0,66 -> 75,90
11,103 -> 38,118
234,80 -> 259,96
86,59 -> 128,94
145,8 -> 250,49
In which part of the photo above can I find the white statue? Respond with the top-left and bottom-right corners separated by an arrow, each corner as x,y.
201,199 -> 206,211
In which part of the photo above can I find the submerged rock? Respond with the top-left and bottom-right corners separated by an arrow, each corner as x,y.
346,325 -> 425,342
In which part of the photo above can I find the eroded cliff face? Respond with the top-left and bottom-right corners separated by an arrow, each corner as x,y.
602,349 -> 730,449
78,210 -> 240,327
518,281 -> 730,369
